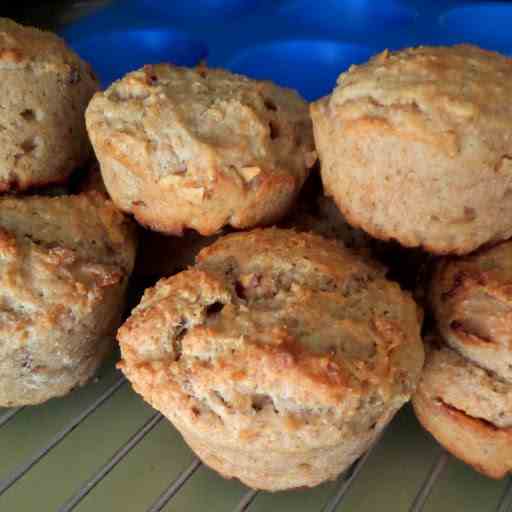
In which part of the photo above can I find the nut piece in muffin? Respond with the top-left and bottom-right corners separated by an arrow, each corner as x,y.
86,64 -> 316,236
0,18 -> 99,192
413,338 -> 512,478
0,192 -> 137,406
430,239 -> 512,383
118,228 -> 424,490
311,45 -> 512,255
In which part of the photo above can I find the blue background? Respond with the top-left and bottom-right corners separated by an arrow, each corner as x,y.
62,0 -> 512,100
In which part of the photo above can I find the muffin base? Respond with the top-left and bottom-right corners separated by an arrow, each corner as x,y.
413,387 -> 512,479
181,425 -> 381,491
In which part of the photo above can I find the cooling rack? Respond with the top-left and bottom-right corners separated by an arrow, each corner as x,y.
4,0 -> 512,510
0,354 -> 511,512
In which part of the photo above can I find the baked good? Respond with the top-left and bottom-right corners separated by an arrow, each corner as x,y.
0,192 -> 137,406
86,64 -> 316,236
311,45 -> 512,255
118,228 -> 424,490
0,18 -> 98,192
413,338 -> 512,478
430,239 -> 512,383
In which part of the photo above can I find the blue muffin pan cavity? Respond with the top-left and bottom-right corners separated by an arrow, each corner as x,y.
439,3 -> 512,54
227,41 -> 376,100
62,0 -> 512,99
71,28 -> 207,87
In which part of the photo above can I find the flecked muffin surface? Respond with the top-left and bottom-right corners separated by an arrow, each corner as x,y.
118,229 -> 424,490
86,64 -> 316,235
430,240 -> 512,383
311,44 -> 512,254
0,192 -> 137,406
413,340 -> 512,478
0,18 -> 99,192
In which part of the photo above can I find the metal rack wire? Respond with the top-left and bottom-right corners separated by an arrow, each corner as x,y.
1,366 -> 511,512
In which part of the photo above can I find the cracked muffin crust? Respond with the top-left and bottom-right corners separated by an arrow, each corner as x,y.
413,339 -> 512,478
118,228 -> 424,490
0,192 -> 137,406
311,45 -> 512,255
430,240 -> 512,383
86,64 -> 316,236
0,18 -> 99,192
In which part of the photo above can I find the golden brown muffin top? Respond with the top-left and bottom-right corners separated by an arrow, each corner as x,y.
0,193 -> 136,360
0,17 -> 97,81
430,239 -> 512,381
0,192 -> 137,273
118,229 -> 423,446
325,44 -> 512,157
87,64 -> 315,190
434,240 -> 512,309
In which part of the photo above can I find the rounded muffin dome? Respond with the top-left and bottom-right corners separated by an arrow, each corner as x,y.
118,228 -> 424,490
0,18 -> 99,192
86,64 -> 316,236
0,192 -> 137,406
430,239 -> 512,383
311,44 -> 512,255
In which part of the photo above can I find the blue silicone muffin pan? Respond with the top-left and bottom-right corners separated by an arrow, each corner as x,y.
61,0 -> 512,100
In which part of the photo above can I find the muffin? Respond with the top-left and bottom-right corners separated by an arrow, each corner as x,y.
311,45 -> 512,255
413,338 -> 512,478
0,18 -> 99,192
118,229 -> 424,490
0,192 -> 137,406
430,239 -> 512,383
86,64 -> 316,236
